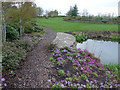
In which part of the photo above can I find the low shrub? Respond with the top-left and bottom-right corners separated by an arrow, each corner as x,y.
14,39 -> 32,51
6,25 -> 19,41
34,26 -> 43,32
24,22 -> 43,33
2,42 -> 25,70
101,20 -> 108,23
24,23 -> 34,33
74,34 -> 87,43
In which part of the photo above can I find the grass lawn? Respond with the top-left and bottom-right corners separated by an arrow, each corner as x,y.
36,17 -> 118,32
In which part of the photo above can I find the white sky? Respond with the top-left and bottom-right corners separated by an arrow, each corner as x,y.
35,0 -> 119,16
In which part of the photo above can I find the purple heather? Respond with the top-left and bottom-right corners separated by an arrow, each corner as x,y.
77,83 -> 80,86
61,80 -> 64,83
117,84 -> 120,87
76,72 -> 79,75
86,79 -> 89,82
61,84 -> 65,88
55,82 -> 58,85
71,84 -> 73,86
94,80 -> 97,84
68,81 -> 70,85
83,85 -> 86,88
90,81 -> 93,84
4,83 -> 7,87
48,79 -> 51,82
1,78 -> 5,82
110,86 -> 112,88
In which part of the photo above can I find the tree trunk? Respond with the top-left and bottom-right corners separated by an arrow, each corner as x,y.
2,5 -> 6,42
20,17 -> 22,36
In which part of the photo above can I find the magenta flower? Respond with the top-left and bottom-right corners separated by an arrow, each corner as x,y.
82,65 -> 85,67
81,67 -> 84,70
83,62 -> 86,64
83,70 -> 86,74
95,71 -> 97,73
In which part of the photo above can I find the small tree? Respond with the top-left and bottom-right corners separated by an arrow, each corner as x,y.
67,4 -> 79,17
67,6 -> 73,16
54,10 -> 58,16
37,7 -> 43,16
72,4 -> 78,16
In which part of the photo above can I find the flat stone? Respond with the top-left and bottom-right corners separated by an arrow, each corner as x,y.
51,32 -> 76,48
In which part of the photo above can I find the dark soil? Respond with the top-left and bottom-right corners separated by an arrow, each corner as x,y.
2,28 -> 57,88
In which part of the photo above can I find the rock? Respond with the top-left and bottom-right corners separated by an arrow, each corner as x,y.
51,32 -> 76,48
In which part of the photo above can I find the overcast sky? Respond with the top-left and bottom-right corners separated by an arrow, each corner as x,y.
35,0 -> 119,16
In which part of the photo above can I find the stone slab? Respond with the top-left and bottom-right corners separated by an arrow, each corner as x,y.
51,32 -> 76,48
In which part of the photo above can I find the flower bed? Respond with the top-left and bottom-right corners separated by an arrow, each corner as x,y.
48,45 -> 120,88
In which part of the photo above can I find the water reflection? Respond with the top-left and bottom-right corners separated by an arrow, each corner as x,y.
76,39 -> 119,65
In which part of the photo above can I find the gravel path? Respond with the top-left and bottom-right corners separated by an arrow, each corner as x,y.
6,28 -> 57,88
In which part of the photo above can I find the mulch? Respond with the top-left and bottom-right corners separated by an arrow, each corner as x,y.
3,28 -> 57,88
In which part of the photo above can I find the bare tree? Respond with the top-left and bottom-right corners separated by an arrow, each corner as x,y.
82,9 -> 88,17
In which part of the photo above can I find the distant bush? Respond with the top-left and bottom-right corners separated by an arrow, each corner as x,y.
101,20 -> 108,23
6,25 -> 19,41
63,17 -> 73,21
2,42 -> 26,70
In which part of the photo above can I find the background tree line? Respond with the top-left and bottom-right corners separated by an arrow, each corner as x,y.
65,4 -> 118,24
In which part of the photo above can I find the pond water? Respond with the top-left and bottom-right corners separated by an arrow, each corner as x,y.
76,39 -> 119,65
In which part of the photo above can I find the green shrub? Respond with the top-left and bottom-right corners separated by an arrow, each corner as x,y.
14,39 -> 32,51
7,23 -> 20,32
2,42 -> 25,70
58,70 -> 65,76
24,22 -> 43,33
34,26 -> 43,32
24,23 -> 34,33
101,20 -> 108,23
75,34 -> 87,43
6,25 -> 19,41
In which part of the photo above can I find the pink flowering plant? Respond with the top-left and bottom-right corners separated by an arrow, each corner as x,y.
49,46 -> 120,88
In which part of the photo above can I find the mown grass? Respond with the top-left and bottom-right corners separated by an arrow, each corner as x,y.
36,17 -> 118,32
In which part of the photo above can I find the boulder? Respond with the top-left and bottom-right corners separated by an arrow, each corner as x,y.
51,32 -> 76,48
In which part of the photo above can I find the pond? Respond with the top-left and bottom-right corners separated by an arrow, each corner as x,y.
76,39 -> 119,65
